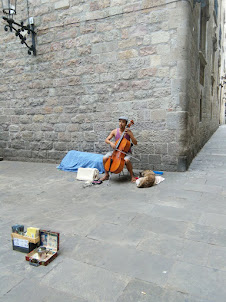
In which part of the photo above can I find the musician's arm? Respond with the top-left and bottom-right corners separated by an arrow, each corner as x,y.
125,129 -> 137,145
105,130 -> 116,149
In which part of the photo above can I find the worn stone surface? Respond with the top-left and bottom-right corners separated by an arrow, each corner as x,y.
1,125 -> 226,301
0,1 -> 222,170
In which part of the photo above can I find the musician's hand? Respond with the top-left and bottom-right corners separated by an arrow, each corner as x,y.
110,142 -> 116,149
125,129 -> 132,136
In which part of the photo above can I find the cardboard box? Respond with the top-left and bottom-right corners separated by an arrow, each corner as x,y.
27,227 -> 40,239
11,233 -> 40,253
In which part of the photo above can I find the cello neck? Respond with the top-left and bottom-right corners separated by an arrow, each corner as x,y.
116,120 -> 134,148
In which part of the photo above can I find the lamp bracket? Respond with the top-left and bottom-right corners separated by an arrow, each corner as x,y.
2,16 -> 36,55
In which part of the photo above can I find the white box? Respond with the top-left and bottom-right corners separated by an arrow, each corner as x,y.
76,168 -> 99,181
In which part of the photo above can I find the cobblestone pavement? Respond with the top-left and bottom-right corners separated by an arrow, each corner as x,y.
1,125 -> 226,302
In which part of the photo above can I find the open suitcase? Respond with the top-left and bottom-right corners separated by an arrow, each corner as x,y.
25,229 -> 59,266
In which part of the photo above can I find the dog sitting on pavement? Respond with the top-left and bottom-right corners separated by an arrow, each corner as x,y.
136,170 -> 155,188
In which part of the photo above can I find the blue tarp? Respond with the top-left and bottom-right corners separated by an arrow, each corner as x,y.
57,150 -> 105,173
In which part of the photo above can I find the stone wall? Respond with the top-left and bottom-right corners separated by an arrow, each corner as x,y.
0,0 -> 222,171
185,0 -> 221,164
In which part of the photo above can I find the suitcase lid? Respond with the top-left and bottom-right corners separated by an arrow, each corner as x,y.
40,230 -> 60,251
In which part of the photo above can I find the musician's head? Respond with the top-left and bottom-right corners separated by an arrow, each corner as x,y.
119,116 -> 128,129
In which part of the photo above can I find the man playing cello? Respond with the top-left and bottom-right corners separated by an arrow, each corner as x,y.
100,116 -> 137,182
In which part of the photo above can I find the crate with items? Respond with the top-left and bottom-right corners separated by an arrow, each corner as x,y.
11,225 -> 40,253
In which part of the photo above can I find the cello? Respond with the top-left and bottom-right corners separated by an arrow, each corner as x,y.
104,120 -> 134,174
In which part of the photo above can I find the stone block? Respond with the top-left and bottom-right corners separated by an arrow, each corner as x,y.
118,38 -> 137,49
17,150 -> 33,159
53,106 -> 63,113
177,156 -> 188,171
45,132 -> 58,141
30,142 -> 40,151
10,141 -> 25,149
0,131 -> 9,141
33,132 -> 44,141
40,141 -> 53,150
171,78 -> 187,95
48,150 -> 66,160
82,74 -> 99,84
151,109 -> 166,121
154,143 -> 168,154
9,125 -> 19,132
0,141 -> 7,148
67,124 -> 80,132
20,116 -> 31,124
149,154 -> 161,164
71,114 -> 87,124
156,67 -> 170,77
151,31 -> 170,44
138,68 -> 157,78
54,142 -> 68,151
84,132 -> 97,142
119,50 -> 138,60
54,124 -> 66,132
3,149 -> 16,158
32,150 -> 48,159
150,55 -> 161,66
80,142 -> 95,152
117,70 -> 137,80
54,0 -> 70,10
100,73 -> 116,82
64,107 -> 79,114
0,115 -> 9,123
33,115 -> 45,123
166,111 -> 188,130
81,124 -> 93,131
22,131 -> 33,141
140,46 -> 156,56
162,155 -> 178,165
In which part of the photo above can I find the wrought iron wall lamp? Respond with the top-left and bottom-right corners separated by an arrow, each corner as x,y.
1,0 -> 36,55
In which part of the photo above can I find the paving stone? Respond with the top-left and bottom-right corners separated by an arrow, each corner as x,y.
40,259 -> 130,302
130,213 -> 189,237
184,223 -> 216,243
71,236 -> 174,286
150,204 -> 201,223
116,278 -> 211,302
161,290 -> 211,302
166,262 -> 226,302
182,183 -> 223,194
87,222 -> 148,247
185,223 -> 226,247
0,273 -> 24,297
198,213 -> 226,229
156,188 -> 203,202
116,279 -> 165,302
93,207 -> 137,225
207,245 -> 226,271
137,232 -> 209,266
107,200 -> 155,215
208,228 -> 226,247
1,279 -> 87,302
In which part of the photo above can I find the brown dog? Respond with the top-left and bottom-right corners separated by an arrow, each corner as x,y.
136,170 -> 155,188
